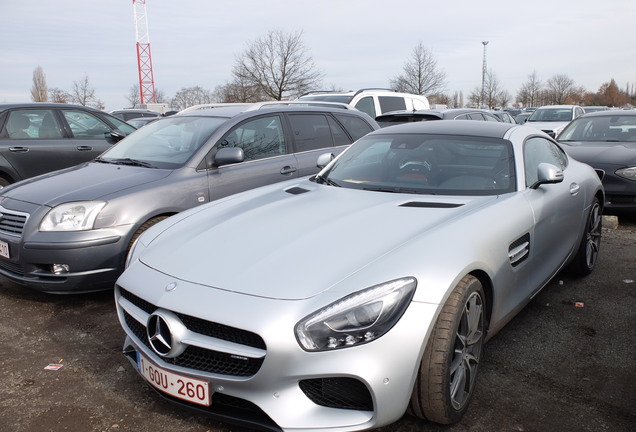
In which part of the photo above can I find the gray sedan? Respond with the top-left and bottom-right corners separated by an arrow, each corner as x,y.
0,105 -> 378,293
115,121 -> 603,431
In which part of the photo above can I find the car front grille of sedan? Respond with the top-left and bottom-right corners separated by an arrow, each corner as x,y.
118,287 -> 266,377
0,208 -> 28,236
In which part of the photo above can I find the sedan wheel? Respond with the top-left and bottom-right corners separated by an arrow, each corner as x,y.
568,197 -> 602,276
408,275 -> 485,424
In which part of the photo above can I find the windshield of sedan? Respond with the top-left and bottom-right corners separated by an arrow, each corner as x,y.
98,116 -> 227,168
316,134 -> 515,196
558,115 -> 636,143
527,108 -> 572,122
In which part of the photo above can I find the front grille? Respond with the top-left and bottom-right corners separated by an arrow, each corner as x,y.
0,259 -> 24,276
299,377 -> 373,411
0,208 -> 28,236
120,287 -> 266,377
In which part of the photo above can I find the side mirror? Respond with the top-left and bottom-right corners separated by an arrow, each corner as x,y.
214,147 -> 244,167
316,152 -> 335,168
530,163 -> 564,189
110,129 -> 128,142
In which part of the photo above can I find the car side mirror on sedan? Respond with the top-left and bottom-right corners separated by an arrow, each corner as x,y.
316,152 -> 335,168
531,163 -> 564,189
214,147 -> 244,167
110,129 -> 129,142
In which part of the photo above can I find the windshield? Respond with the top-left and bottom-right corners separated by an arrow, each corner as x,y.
528,108 -> 572,122
99,116 -> 227,168
316,134 -> 515,196
558,115 -> 636,143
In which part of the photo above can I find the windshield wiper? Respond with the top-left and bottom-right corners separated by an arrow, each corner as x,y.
363,186 -> 432,195
109,158 -> 156,168
314,175 -> 340,187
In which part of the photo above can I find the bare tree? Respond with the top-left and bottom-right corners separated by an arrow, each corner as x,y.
390,42 -> 446,96
126,85 -> 141,108
233,30 -> 323,100
30,66 -> 48,102
170,86 -> 213,110
213,77 -> 265,103
546,74 -> 577,105
516,71 -> 542,108
597,79 -> 627,107
49,87 -> 71,103
70,74 -> 103,108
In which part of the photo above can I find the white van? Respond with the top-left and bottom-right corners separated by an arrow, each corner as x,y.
298,88 -> 430,119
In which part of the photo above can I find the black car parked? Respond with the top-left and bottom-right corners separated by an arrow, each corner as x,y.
0,103 -> 135,186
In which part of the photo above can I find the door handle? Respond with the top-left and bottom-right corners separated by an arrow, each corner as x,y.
569,183 -> 580,195
280,166 -> 297,175
77,146 -> 93,151
9,147 -> 29,153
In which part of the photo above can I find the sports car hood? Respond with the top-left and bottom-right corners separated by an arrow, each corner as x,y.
526,121 -> 569,131
0,163 -> 171,207
560,141 -> 636,165
138,182 -> 497,300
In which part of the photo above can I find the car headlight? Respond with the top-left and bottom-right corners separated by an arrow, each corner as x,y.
295,277 -> 417,351
616,167 -> 636,181
40,202 -> 106,232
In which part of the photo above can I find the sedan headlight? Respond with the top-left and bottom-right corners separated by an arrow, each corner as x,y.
616,167 -> 636,181
295,277 -> 416,351
40,202 -> 106,232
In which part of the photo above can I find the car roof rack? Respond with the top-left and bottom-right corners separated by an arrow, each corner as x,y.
353,88 -> 396,96
300,88 -> 398,98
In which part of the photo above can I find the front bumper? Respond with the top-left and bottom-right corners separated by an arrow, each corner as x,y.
0,226 -> 131,294
115,268 -> 439,432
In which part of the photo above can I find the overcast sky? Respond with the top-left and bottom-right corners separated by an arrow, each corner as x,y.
1,0 -> 634,111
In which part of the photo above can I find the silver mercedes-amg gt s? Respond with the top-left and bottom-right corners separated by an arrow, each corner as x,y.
115,121 -> 604,431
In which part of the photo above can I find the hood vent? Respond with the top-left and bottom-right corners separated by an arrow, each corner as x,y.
509,233 -> 530,267
399,201 -> 463,209
285,187 -> 310,195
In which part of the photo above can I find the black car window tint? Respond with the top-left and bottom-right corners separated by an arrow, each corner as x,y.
288,114 -> 333,153
334,114 -> 374,141
61,109 -> 112,139
378,96 -> 407,114
326,116 -> 351,146
354,96 -> 376,118
222,115 -> 285,161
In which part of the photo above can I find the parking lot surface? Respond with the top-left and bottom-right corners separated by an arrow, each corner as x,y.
0,216 -> 634,432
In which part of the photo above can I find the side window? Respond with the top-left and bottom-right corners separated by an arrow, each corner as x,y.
334,114 -> 374,141
484,114 -> 500,122
287,114 -> 333,153
220,115 -> 285,161
4,110 -> 63,139
468,113 -> 485,121
455,114 -> 469,120
411,97 -> 429,110
524,137 -> 568,187
61,109 -> 112,139
354,96 -> 376,118
326,116 -> 352,146
378,96 -> 407,114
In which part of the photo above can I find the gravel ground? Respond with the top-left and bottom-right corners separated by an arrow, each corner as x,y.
0,215 -> 634,432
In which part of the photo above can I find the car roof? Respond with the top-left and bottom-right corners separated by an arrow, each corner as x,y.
0,102 -> 102,112
576,109 -> 636,118
370,117 -> 517,138
175,104 -> 373,119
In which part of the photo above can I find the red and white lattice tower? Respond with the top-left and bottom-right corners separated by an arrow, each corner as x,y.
133,0 -> 156,104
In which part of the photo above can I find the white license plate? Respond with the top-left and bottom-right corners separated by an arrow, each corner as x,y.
137,352 -> 211,406
0,240 -> 9,259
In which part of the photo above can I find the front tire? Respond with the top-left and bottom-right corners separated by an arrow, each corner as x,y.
408,275 -> 485,424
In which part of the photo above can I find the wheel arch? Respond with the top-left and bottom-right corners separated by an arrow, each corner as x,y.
467,269 -> 493,333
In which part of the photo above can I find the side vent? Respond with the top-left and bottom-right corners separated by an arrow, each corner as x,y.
508,233 -> 530,267
285,187 -> 310,195
399,202 -> 463,208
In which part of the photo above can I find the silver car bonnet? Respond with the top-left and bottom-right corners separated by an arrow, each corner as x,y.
0,162 -> 172,206
138,183 -> 496,300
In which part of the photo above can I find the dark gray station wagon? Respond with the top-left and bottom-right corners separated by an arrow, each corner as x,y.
0,105 -> 378,293
0,103 -> 135,186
